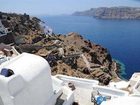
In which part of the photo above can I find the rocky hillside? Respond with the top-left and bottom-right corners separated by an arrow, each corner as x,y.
73,7 -> 140,19
0,11 -> 47,44
0,12 -> 120,85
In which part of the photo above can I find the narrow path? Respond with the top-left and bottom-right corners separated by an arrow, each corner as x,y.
81,54 -> 91,70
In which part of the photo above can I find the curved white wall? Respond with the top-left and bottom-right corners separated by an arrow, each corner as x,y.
0,53 -> 53,105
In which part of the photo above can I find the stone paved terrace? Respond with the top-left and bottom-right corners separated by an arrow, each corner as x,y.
74,86 -> 94,105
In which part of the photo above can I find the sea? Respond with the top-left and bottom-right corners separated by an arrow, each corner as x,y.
39,15 -> 140,79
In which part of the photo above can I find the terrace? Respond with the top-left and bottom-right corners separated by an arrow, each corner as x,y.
55,75 -> 129,105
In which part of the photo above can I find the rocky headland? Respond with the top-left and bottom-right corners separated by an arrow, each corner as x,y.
0,12 -> 121,85
73,7 -> 140,19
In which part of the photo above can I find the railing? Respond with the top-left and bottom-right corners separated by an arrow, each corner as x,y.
92,85 -> 129,98
55,74 -> 99,88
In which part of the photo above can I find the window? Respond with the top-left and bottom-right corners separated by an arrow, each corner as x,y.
0,68 -> 14,77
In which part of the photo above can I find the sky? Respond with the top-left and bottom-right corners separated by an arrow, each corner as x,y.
0,0 -> 140,16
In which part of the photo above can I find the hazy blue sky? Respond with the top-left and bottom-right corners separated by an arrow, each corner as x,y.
0,0 -> 140,15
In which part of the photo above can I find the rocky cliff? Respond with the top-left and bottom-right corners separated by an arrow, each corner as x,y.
0,12 -> 120,85
73,7 -> 140,19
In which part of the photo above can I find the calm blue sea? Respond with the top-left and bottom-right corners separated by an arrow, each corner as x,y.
39,15 -> 140,79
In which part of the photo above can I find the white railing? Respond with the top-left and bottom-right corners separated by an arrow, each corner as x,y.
92,85 -> 129,98
55,74 -> 99,88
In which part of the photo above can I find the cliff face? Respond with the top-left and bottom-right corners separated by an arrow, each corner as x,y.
35,32 -> 119,85
73,7 -> 140,19
0,12 -> 120,85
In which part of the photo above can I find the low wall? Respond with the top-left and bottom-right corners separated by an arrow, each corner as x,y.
92,85 -> 129,98
55,75 -> 99,88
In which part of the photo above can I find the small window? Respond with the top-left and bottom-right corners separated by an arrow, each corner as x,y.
0,68 -> 14,77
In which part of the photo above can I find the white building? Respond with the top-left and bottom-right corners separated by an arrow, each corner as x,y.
0,53 -> 74,105
129,73 -> 140,94
0,20 -> 9,37
39,22 -> 53,35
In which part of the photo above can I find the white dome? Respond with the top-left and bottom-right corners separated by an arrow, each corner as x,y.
0,53 -> 53,105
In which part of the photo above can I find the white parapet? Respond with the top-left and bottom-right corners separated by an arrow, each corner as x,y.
55,74 -> 99,88
109,81 -> 130,89
92,85 -> 129,98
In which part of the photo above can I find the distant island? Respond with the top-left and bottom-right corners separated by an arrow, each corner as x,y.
73,7 -> 140,19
